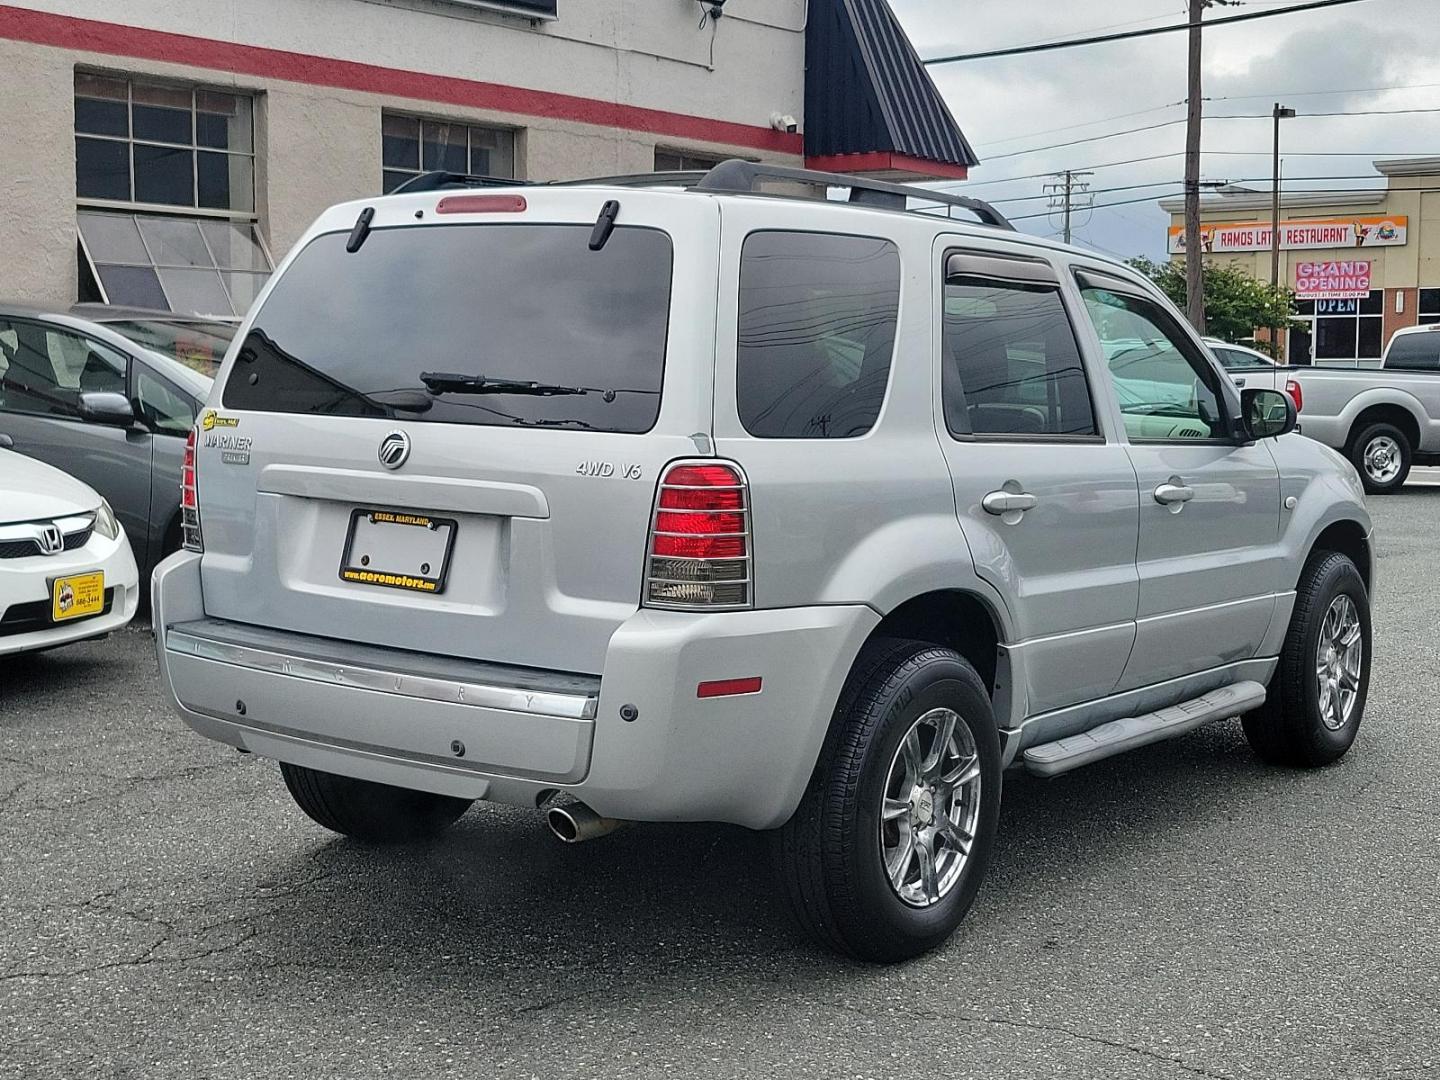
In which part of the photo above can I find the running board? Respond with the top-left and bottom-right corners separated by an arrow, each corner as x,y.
1022,681 -> 1267,778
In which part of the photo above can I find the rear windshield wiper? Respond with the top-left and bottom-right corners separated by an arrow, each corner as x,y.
420,371 -> 587,397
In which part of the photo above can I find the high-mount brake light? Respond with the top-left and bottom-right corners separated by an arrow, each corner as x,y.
1285,378 -> 1303,413
644,462 -> 752,610
436,195 -> 528,215
181,428 -> 203,552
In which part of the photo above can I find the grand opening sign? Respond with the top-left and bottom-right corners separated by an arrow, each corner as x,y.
1295,260 -> 1372,300
1168,216 -> 1408,254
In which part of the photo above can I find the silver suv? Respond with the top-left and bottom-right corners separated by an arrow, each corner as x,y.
154,163 -> 1375,962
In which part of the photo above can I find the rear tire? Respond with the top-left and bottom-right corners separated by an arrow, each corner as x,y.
280,762 -> 472,842
774,639 -> 1001,963
1349,422 -> 1410,494
1243,551 -> 1370,767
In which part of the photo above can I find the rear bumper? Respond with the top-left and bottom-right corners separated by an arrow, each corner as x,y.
153,551 -> 878,829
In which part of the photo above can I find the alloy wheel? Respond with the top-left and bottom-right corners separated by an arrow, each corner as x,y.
1316,593 -> 1363,731
879,707 -> 983,908
1362,435 -> 1402,485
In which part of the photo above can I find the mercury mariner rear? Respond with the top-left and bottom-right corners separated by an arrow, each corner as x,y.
152,186 -> 876,846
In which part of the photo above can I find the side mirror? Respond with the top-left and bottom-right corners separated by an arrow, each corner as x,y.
77,391 -> 137,428
1240,387 -> 1297,441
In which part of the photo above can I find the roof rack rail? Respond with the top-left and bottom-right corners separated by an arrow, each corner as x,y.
389,171 -> 532,194
551,170 -> 712,189
694,160 -> 1015,231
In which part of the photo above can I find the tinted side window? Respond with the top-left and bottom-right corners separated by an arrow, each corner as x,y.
1081,287 -> 1227,441
136,367 -> 196,435
1385,333 -> 1440,371
0,321 -> 126,418
736,232 -> 900,439
943,279 -> 1096,437
1216,347 -> 1270,371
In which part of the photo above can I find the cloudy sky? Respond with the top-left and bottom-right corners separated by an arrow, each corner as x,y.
887,0 -> 1440,260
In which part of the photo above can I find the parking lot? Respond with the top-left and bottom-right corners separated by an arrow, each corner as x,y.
0,489 -> 1434,1080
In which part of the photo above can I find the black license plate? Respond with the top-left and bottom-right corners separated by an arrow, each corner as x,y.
338,509 -> 457,595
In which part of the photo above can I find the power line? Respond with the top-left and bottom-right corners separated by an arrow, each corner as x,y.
922,0 -> 1378,65
985,107 -> 1440,162
1009,184 -> 1440,222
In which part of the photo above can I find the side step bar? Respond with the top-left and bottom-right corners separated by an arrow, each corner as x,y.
1022,681 -> 1267,778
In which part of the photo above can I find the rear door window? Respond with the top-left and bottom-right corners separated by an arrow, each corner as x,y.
943,278 -> 1096,438
1386,332 -> 1440,371
223,224 -> 673,433
736,231 -> 900,439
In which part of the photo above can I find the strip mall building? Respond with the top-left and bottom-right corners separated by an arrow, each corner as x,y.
0,0 -> 975,315
1162,158 -> 1440,367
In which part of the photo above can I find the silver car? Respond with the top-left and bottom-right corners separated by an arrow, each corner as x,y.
152,163 -> 1375,962
0,303 -> 213,581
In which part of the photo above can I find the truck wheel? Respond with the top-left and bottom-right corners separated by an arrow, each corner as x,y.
774,639 -> 1001,962
1243,551 -> 1370,767
280,762 -> 472,842
1349,422 -> 1410,494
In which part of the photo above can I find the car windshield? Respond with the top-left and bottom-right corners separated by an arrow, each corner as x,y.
221,223 -> 673,433
104,318 -> 236,378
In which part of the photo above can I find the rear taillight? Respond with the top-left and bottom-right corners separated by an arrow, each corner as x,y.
645,462 -> 751,609
1285,378 -> 1303,413
181,428 -> 203,552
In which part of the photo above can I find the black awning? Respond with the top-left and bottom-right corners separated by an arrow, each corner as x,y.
805,0 -> 978,179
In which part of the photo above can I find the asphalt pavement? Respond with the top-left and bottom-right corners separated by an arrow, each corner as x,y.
3,491 -> 1438,1079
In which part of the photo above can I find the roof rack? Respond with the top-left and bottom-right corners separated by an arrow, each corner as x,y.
695,161 -> 1014,231
385,160 -> 1014,231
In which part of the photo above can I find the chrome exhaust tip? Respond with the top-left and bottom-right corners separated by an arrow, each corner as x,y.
546,802 -> 627,844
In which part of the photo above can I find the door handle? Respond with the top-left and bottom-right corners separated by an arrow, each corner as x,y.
1233,377 -> 1247,387
1153,482 -> 1195,505
982,490 -> 1037,516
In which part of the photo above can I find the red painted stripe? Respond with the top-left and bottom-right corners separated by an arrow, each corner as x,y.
806,152 -> 970,181
0,4 -> 803,155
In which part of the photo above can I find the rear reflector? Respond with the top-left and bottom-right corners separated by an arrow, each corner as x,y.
697,677 -> 763,699
645,461 -> 751,610
436,194 -> 528,215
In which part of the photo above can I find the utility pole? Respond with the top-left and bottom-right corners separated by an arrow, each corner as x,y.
1270,103 -> 1297,289
1182,0 -> 1236,334
1044,170 -> 1093,244
1183,0 -> 1207,333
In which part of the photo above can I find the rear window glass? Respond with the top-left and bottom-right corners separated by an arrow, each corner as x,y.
1386,332 -> 1440,371
736,231 -> 900,439
223,224 -> 672,433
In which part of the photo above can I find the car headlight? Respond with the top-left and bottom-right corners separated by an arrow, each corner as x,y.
93,499 -> 120,540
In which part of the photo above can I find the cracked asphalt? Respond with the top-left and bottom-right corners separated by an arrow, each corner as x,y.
4,490 -> 1439,1080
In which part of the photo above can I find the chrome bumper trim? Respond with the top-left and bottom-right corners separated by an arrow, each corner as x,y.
164,628 -> 599,721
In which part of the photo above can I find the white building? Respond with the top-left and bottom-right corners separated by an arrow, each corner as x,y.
0,0 -> 977,314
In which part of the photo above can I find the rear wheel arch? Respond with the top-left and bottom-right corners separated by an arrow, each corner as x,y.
1347,403 -> 1421,452
861,590 -> 1007,703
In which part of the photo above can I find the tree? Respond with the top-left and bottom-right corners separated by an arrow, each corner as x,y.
1128,257 -> 1297,355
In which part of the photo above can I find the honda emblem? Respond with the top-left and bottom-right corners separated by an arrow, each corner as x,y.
38,524 -> 64,556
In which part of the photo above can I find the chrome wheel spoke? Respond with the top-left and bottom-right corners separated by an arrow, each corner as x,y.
923,712 -> 957,781
900,729 -> 922,785
886,828 -> 915,890
938,818 -> 974,857
1315,594 -> 1364,731
915,833 -> 939,903
882,796 -> 911,823
940,754 -> 980,789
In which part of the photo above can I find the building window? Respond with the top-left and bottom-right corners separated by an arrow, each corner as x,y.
1420,288 -> 1440,326
74,72 -> 271,316
382,114 -> 516,192
655,149 -> 727,173
1289,291 -> 1384,367
75,73 -> 255,213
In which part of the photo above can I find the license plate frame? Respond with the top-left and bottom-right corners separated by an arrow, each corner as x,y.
50,571 -> 106,623
338,508 -> 458,596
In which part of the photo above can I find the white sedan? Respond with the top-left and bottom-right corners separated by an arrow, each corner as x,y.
1,448 -> 139,654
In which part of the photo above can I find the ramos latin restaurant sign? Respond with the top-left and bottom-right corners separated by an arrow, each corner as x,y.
1295,260 -> 1373,301
1168,215 -> 1408,254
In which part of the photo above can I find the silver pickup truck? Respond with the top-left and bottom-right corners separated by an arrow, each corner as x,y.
1211,325 -> 1440,494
